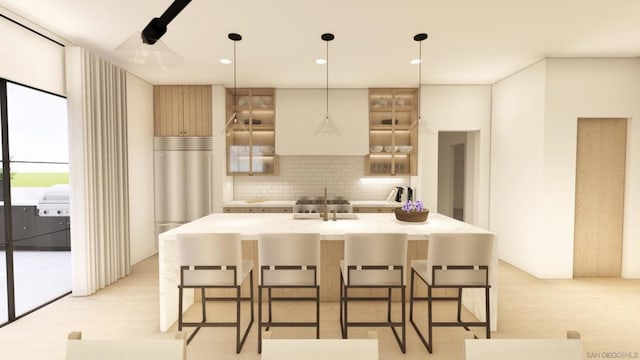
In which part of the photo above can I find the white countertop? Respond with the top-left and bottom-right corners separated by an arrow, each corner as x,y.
223,200 -> 403,208
349,200 -> 403,207
223,200 -> 295,207
159,212 -> 486,241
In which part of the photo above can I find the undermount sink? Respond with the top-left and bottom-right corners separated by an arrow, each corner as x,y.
293,213 -> 358,220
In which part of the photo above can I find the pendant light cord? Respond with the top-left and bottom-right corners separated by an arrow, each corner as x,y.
233,39 -> 237,121
413,33 -> 427,121
326,39 -> 329,116
417,40 -> 421,118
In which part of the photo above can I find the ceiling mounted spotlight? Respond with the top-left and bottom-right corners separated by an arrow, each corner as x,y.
314,32 -> 342,136
141,0 -> 192,44
114,0 -> 191,68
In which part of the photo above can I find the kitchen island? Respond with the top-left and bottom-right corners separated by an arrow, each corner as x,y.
158,212 -> 497,332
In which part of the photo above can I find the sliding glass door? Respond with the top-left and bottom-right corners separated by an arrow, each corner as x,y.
0,79 -> 70,326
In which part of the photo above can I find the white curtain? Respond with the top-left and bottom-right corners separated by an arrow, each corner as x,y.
65,47 -> 130,295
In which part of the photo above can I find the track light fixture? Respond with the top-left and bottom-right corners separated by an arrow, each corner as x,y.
141,0 -> 192,44
115,0 -> 191,68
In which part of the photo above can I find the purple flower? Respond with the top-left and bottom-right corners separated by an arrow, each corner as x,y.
402,199 -> 427,212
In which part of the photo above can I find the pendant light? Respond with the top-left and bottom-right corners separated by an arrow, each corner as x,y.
411,33 -> 428,131
114,0 -> 191,68
314,33 -> 342,136
222,33 -> 247,136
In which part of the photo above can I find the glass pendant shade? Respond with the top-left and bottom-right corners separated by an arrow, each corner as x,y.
314,113 -> 342,136
115,31 -> 182,69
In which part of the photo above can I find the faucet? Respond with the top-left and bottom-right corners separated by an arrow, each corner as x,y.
323,187 -> 328,221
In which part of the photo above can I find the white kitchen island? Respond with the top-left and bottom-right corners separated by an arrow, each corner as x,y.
158,212 -> 497,332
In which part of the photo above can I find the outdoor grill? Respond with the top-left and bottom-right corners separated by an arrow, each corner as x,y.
36,184 -> 70,217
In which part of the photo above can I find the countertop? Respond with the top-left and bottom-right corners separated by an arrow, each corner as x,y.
223,200 -> 403,208
159,212 -> 484,241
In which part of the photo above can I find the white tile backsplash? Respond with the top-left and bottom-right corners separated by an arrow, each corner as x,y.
233,156 -> 410,200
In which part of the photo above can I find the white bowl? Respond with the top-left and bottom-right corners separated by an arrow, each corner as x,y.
384,145 -> 398,153
398,145 -> 413,153
370,145 -> 383,153
260,145 -> 274,153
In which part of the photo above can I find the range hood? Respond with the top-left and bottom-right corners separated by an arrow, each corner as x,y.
275,89 -> 369,156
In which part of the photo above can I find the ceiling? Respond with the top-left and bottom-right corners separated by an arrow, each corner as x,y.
2,0 -> 640,88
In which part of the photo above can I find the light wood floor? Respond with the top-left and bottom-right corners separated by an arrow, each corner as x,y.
0,255 -> 638,360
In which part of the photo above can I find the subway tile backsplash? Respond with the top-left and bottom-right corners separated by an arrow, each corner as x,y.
233,156 -> 410,201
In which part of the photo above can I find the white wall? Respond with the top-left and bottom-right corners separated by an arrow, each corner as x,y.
491,58 -> 640,279
126,73 -> 155,264
490,60 -> 547,276
418,85 -> 492,228
0,14 -> 65,95
544,58 -> 640,278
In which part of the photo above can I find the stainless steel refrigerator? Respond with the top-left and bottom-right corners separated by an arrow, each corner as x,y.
154,137 -> 212,245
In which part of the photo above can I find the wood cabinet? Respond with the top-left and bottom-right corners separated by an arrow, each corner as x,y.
366,88 -> 418,175
154,85 -> 212,136
226,88 -> 278,175
223,206 -> 291,213
353,206 -> 400,213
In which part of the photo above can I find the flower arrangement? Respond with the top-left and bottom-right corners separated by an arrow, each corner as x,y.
395,199 -> 429,222
401,199 -> 426,212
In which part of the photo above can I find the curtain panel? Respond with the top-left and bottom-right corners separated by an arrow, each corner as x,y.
65,47 -> 130,295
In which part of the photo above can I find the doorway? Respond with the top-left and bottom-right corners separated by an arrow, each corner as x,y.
0,79 -> 71,326
438,131 -> 478,223
573,118 -> 626,277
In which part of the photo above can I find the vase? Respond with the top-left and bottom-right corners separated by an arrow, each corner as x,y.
394,208 -> 429,222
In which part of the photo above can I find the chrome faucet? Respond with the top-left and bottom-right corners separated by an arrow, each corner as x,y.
323,187 -> 328,221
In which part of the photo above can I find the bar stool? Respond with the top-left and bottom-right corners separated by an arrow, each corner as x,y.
257,233 -> 321,353
176,232 -> 254,353
340,233 -> 408,353
409,232 -> 494,353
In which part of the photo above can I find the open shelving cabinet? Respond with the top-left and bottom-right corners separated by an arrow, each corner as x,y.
366,88 -> 418,176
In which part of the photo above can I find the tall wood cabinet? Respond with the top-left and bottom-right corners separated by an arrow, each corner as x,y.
226,88 -> 278,175
366,88 -> 418,176
154,85 -> 212,136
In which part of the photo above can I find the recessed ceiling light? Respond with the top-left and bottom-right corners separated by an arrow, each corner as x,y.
410,59 -> 422,65
315,58 -> 327,65
220,58 -> 232,64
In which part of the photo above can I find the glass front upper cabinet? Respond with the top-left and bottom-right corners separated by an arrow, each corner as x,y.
226,88 -> 277,175
367,88 -> 418,176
